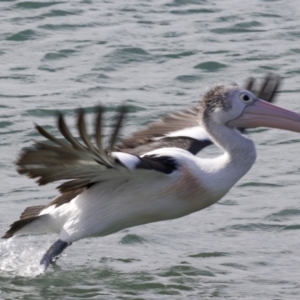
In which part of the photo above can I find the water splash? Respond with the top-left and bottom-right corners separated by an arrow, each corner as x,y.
0,237 -> 52,277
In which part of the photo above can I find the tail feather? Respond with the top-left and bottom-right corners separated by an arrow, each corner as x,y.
40,239 -> 70,270
2,216 -> 40,239
2,204 -> 47,239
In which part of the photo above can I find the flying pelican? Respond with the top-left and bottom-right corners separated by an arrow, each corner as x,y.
4,82 -> 295,273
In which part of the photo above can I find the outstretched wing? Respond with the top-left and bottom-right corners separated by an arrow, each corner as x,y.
16,107 -> 179,195
16,75 -> 281,196
118,75 -> 282,156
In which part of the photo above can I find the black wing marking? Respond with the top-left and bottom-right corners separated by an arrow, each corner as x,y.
114,153 -> 179,174
121,136 -> 211,156
134,155 -> 178,174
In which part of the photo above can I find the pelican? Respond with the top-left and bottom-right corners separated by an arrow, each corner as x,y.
4,82 -> 297,273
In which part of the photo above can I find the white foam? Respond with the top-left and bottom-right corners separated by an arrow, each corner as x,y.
0,237 -> 55,277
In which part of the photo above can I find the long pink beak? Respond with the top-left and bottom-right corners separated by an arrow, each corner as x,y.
227,99 -> 300,133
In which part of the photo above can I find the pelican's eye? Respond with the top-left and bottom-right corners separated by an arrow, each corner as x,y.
239,93 -> 253,103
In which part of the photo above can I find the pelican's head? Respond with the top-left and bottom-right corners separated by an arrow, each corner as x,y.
201,85 -> 300,133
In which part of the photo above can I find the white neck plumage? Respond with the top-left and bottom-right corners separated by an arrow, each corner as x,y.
209,121 -> 256,162
201,119 -> 257,196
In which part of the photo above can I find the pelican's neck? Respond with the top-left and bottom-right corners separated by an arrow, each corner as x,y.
204,120 -> 257,184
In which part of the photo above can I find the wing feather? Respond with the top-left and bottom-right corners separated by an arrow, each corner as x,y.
58,114 -> 85,151
17,106 -> 127,193
17,106 -> 175,194
77,108 -> 98,153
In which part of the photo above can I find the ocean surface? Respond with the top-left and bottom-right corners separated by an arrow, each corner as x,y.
1,0 -> 300,299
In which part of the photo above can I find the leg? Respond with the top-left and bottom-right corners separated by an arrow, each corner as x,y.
40,239 -> 70,270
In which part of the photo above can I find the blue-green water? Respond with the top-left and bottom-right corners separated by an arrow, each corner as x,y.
1,0 -> 300,299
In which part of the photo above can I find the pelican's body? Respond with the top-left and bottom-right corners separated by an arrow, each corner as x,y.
4,79 -> 300,272
18,134 -> 255,244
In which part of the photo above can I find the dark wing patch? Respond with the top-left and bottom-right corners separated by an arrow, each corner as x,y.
136,155 -> 178,174
121,136 -> 212,156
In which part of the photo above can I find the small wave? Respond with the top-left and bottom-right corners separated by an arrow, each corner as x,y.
158,264 -> 214,277
162,51 -> 196,59
194,61 -> 227,72
211,21 -> 265,34
119,234 -> 148,245
238,182 -> 283,188
283,224 -> 300,231
6,29 -> 43,42
217,223 -> 285,232
267,208 -> 300,220
188,252 -> 228,258
15,1 -> 62,10
105,47 -> 151,65
170,8 -> 217,15
42,49 -> 77,61
175,75 -> 202,82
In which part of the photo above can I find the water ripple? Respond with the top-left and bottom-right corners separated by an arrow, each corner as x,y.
1,0 -> 300,298
170,8 -> 217,15
120,234 -> 148,245
194,61 -> 227,72
15,1 -> 64,10
42,49 -> 77,61
6,29 -> 43,41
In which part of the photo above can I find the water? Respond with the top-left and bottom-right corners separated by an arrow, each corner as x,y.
0,0 -> 300,299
